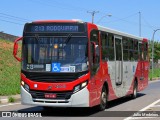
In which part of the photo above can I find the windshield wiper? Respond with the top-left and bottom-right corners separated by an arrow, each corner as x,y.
35,34 -> 40,44
65,34 -> 72,44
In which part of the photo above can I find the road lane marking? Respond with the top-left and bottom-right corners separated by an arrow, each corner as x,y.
125,117 -> 158,120
125,117 -> 157,120
124,99 -> 160,120
0,102 -> 20,108
151,105 -> 160,107
139,99 -> 160,112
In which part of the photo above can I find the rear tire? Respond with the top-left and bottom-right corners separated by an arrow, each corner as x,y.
132,81 -> 137,99
98,86 -> 107,111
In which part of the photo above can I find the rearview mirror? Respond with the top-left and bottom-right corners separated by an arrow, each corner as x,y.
13,37 -> 23,62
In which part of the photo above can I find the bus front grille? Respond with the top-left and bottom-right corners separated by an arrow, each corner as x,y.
30,90 -> 72,100
22,70 -> 88,83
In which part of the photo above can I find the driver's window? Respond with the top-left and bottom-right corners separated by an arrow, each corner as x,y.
90,30 -> 100,76
90,30 -> 100,63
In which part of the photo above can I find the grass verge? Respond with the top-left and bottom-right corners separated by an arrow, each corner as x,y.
8,96 -> 15,103
149,68 -> 160,80
0,39 -> 21,95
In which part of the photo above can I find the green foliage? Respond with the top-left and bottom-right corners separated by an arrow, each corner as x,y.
0,39 -> 21,95
149,41 -> 160,62
149,68 -> 160,80
8,96 -> 15,103
154,42 -> 160,62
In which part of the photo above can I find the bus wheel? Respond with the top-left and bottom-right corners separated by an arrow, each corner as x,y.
132,81 -> 137,99
99,86 -> 107,111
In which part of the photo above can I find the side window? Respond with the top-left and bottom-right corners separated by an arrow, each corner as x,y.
133,40 -> 138,61
123,37 -> 129,61
143,42 -> 148,61
129,38 -> 134,61
108,34 -> 114,61
101,32 -> 108,60
115,37 -> 122,60
139,42 -> 143,60
123,38 -> 138,61
134,40 -> 138,50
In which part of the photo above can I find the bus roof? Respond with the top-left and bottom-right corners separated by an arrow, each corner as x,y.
97,25 -> 144,41
32,19 -> 84,24
30,19 -> 146,41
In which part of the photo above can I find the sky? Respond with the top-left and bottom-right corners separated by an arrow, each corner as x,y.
0,0 -> 160,41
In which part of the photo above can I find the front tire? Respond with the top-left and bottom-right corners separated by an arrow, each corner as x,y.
98,86 -> 107,111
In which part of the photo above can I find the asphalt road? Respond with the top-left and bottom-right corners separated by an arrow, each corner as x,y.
0,80 -> 160,120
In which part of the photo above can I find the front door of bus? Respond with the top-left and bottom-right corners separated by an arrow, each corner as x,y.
114,36 -> 123,96
90,30 -> 101,105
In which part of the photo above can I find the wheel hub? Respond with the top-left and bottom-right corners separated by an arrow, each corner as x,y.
102,92 -> 106,104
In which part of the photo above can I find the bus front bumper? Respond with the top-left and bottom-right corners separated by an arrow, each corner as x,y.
21,86 -> 89,107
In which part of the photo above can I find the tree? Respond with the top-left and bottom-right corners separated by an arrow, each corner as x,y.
149,41 -> 160,63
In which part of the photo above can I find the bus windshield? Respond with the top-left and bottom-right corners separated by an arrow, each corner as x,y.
22,36 -> 88,73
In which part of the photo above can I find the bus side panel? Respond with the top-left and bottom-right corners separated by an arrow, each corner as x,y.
87,23 -> 118,107
101,62 -> 118,101
139,61 -> 149,91
87,23 -> 101,107
126,60 -> 149,96
125,61 -> 140,95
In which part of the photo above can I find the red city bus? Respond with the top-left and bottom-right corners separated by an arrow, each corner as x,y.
13,20 -> 149,110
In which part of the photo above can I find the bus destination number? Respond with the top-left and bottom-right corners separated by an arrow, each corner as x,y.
32,25 -> 79,32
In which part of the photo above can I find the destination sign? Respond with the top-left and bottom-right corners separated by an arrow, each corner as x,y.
25,23 -> 85,33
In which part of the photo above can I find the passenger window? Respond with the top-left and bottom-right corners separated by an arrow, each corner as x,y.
101,32 -> 108,60
143,42 -> 148,61
108,34 -> 114,61
123,37 -> 129,61
139,42 -> 143,60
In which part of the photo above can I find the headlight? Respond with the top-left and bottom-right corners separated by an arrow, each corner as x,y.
21,81 -> 25,86
74,85 -> 81,93
81,81 -> 87,88
73,81 -> 88,93
21,81 -> 30,92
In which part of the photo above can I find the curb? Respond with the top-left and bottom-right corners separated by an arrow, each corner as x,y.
151,77 -> 160,81
0,94 -> 21,104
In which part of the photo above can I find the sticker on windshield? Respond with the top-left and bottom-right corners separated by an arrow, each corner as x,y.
27,64 -> 33,70
26,64 -> 44,70
61,67 -> 70,72
46,64 -> 51,71
69,66 -> 75,72
52,63 -> 61,72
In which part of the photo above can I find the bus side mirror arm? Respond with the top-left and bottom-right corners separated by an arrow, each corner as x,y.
13,37 -> 23,62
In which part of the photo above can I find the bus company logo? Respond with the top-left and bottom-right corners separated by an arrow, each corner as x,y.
47,86 -> 52,90
47,84 -> 66,90
54,84 -> 66,89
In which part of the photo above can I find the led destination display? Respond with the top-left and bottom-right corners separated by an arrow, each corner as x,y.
25,23 -> 85,33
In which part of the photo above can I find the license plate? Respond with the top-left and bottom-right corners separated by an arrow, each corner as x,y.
45,93 -> 56,98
